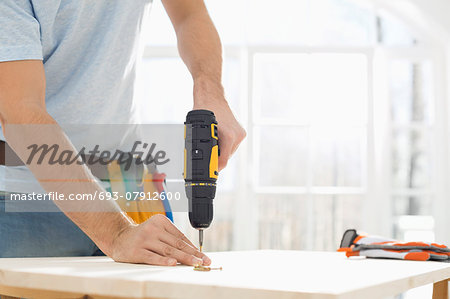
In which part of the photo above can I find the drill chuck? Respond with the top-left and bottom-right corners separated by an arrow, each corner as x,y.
184,110 -> 219,230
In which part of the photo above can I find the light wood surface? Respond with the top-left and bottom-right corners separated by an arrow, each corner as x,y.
0,250 -> 448,299
433,278 -> 449,299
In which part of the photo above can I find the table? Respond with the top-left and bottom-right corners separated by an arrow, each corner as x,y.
0,251 -> 448,299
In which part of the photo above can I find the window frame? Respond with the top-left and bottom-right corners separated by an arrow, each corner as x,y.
141,19 -> 449,250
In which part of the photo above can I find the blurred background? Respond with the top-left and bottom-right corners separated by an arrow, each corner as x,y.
135,0 -> 450,278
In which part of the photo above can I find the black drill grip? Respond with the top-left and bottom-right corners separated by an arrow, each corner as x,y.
184,110 -> 218,229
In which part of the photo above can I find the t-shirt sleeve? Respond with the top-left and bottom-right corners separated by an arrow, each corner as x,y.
0,0 -> 43,62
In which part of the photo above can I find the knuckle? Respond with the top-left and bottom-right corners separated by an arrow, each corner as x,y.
163,246 -> 174,256
152,214 -> 167,223
182,253 -> 194,264
157,256 -> 170,266
238,128 -> 247,140
146,254 -> 165,266
176,239 -> 186,250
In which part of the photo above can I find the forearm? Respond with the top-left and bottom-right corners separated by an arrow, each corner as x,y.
171,6 -> 225,104
0,61 -> 210,266
162,0 -> 246,170
1,106 -> 133,255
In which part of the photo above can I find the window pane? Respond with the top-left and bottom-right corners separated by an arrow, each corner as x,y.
389,60 -> 434,124
311,127 -> 365,187
254,54 -> 311,123
258,195 -> 362,250
222,58 -> 242,119
392,196 -> 433,216
144,0 -> 177,46
256,126 -> 308,187
311,195 -> 362,251
378,11 -> 417,46
258,195 -> 309,249
334,195 -> 363,242
144,0 -> 418,48
217,152 -> 239,193
254,53 -> 368,125
204,0 -> 246,45
246,0 -> 376,46
392,129 -> 431,189
246,0 -> 309,45
394,215 -> 435,242
145,0 -> 247,46
183,193 -> 235,251
204,219 -> 233,250
309,0 -> 376,46
136,58 -> 241,123
185,218 -> 233,251
136,58 -> 192,123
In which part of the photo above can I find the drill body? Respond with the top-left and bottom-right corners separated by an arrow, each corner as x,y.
184,110 -> 219,234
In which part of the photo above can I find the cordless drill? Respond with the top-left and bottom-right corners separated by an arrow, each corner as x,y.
184,110 -> 219,252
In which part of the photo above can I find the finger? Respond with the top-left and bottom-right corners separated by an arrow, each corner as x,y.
230,137 -> 243,156
139,249 -> 177,266
158,216 -> 198,250
218,145 -> 231,171
159,232 -> 212,266
149,215 -> 202,257
151,241 -> 203,266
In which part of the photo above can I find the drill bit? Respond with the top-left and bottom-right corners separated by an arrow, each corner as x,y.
199,229 -> 204,252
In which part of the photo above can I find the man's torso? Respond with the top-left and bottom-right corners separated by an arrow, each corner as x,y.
0,0 -> 152,192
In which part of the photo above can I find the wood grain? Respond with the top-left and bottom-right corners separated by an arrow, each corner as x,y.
433,278 -> 449,299
0,251 -> 448,299
0,284 -> 85,299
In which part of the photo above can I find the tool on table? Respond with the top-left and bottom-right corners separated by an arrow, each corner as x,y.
193,265 -> 223,272
184,110 -> 219,252
338,229 -> 450,261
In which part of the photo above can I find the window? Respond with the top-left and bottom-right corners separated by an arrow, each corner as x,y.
136,0 -> 447,256
389,59 -> 437,242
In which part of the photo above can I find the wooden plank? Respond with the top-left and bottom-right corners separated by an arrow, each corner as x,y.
0,251 -> 448,299
0,284 -> 85,298
433,279 -> 449,299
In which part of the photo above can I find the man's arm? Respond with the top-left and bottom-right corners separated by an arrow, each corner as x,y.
0,61 -> 131,254
0,60 -> 210,266
162,0 -> 246,170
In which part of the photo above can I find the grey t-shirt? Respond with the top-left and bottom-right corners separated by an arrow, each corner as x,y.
0,0 -> 152,192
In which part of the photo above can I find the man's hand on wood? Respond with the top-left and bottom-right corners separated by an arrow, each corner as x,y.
110,214 -> 211,266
